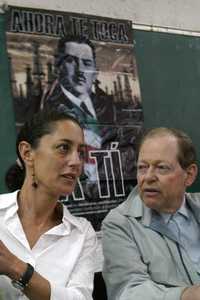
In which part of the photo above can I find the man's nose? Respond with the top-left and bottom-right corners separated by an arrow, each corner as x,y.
75,58 -> 84,72
144,166 -> 157,180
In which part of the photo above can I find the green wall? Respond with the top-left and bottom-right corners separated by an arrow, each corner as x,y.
0,13 -> 16,193
134,30 -> 200,191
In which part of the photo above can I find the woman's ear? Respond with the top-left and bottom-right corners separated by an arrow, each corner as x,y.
185,164 -> 198,187
18,141 -> 34,167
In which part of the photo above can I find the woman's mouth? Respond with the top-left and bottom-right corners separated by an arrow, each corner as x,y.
61,173 -> 76,182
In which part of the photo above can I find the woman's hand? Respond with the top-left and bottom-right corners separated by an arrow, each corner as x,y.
0,240 -> 26,280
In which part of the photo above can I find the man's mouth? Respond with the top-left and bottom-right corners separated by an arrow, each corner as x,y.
76,75 -> 86,83
143,188 -> 160,196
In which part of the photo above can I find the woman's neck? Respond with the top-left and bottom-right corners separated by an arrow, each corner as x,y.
18,182 -> 61,223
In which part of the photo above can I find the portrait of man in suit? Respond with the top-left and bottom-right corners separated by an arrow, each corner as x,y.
6,7 -> 143,230
42,35 -> 115,192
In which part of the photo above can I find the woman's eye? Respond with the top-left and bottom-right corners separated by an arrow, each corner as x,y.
79,150 -> 86,161
57,144 -> 69,153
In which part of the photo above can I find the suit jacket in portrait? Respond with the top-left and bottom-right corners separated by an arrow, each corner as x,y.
42,80 -> 114,126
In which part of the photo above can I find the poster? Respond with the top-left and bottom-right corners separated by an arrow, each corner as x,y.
6,6 -> 143,232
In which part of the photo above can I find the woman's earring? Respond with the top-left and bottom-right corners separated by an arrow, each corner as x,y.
32,167 -> 38,188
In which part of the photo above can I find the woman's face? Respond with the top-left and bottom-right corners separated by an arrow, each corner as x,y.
32,119 -> 85,197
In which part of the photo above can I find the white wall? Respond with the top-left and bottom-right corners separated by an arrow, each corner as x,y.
0,0 -> 200,32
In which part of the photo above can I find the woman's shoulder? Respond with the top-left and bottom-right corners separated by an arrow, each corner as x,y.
0,190 -> 18,210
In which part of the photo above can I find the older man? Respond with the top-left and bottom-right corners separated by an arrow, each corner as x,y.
102,127 -> 200,300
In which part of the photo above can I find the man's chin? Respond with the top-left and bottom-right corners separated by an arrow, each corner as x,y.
72,87 -> 91,98
142,195 -> 161,210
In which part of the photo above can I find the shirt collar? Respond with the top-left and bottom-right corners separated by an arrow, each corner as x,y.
62,205 -> 84,233
177,197 -> 189,218
61,85 -> 82,107
159,195 -> 189,225
0,190 -> 84,235
60,84 -> 96,118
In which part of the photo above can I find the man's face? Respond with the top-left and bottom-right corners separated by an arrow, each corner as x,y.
59,41 -> 96,99
137,134 -> 196,213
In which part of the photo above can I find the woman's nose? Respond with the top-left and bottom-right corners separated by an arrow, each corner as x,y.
68,150 -> 82,166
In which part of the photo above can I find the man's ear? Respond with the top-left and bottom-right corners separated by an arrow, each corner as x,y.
185,164 -> 198,187
18,141 -> 34,167
92,67 -> 98,82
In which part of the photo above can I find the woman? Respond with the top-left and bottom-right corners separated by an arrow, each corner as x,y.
0,108 -> 97,299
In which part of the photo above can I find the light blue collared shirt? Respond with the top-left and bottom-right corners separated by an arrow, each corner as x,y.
159,197 -> 200,273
